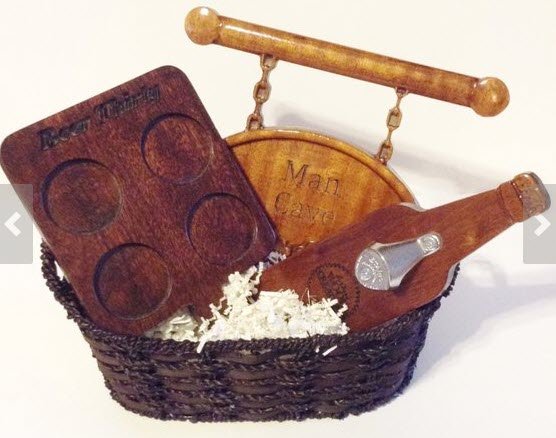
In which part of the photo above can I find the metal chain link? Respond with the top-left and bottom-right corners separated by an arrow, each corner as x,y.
246,54 -> 278,131
376,88 -> 408,164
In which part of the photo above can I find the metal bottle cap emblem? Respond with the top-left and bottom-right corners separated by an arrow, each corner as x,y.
354,232 -> 442,290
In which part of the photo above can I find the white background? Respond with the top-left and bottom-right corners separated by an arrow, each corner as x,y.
1,1 -> 555,437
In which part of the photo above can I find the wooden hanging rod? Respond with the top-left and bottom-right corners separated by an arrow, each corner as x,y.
185,7 -> 509,116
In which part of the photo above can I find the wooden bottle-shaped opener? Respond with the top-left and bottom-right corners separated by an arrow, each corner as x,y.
260,173 -> 551,332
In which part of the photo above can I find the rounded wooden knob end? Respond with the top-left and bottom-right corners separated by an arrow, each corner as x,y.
470,77 -> 510,116
512,172 -> 551,220
500,172 -> 550,222
185,7 -> 220,45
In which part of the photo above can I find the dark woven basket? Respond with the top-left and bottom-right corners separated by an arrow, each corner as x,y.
40,242 -> 458,422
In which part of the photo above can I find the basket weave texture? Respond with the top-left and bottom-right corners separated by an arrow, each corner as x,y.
41,243 -> 459,422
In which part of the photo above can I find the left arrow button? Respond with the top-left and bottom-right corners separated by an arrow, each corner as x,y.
4,212 -> 22,237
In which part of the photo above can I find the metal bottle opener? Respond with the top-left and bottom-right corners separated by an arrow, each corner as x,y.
354,233 -> 442,290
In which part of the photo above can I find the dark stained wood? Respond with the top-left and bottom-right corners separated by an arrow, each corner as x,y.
260,173 -> 550,332
0,66 -> 276,335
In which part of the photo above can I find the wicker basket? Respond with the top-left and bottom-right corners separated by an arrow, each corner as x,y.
40,243 -> 459,422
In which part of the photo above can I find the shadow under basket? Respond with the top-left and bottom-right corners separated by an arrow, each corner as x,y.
41,243 -> 459,422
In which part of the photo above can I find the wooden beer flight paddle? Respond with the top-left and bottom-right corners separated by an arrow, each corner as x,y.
1,67 -> 276,335
260,173 -> 550,332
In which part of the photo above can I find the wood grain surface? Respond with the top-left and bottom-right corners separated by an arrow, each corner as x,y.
0,66 -> 276,334
228,129 -> 414,252
186,7 -> 509,116
260,173 -> 550,331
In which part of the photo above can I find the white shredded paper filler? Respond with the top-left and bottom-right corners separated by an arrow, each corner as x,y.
146,252 -> 349,352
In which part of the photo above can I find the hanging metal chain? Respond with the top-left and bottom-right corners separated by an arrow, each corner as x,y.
246,54 -> 278,131
376,88 -> 408,164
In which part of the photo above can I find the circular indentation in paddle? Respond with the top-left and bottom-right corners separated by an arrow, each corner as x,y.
142,114 -> 213,183
188,193 -> 257,265
43,160 -> 122,234
94,244 -> 172,320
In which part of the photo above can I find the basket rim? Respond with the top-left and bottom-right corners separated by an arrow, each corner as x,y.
40,242 -> 459,356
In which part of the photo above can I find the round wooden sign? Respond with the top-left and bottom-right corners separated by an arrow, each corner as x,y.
228,128 -> 414,252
